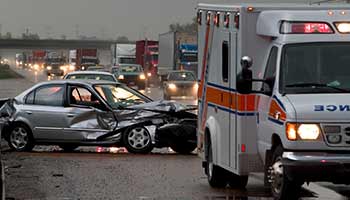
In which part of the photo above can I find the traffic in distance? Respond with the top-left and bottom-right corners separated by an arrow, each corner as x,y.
1,1 -> 350,200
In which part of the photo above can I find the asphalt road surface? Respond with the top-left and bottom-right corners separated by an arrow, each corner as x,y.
2,66 -> 350,200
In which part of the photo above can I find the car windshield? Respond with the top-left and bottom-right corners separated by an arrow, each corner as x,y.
66,74 -> 115,82
94,84 -> 150,109
280,43 -> 350,94
168,72 -> 195,81
119,57 -> 136,64
182,54 -> 197,62
119,65 -> 142,73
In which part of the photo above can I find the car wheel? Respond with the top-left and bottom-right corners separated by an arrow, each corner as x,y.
228,174 -> 248,189
123,126 -> 153,154
7,123 -> 35,152
207,139 -> 228,188
170,142 -> 196,154
269,145 -> 301,200
59,145 -> 79,152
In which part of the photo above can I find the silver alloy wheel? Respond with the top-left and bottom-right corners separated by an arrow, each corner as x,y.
127,127 -> 150,150
10,127 -> 28,150
270,158 -> 284,195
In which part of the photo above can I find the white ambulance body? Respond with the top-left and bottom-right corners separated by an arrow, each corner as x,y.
197,3 -> 350,199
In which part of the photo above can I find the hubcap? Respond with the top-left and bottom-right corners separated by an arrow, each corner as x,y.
127,127 -> 150,150
270,158 -> 284,194
10,127 -> 28,150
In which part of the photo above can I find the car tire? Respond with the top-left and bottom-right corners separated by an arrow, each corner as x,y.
123,126 -> 153,154
269,145 -> 301,200
170,142 -> 196,154
59,145 -> 79,152
228,174 -> 248,189
7,123 -> 35,152
207,139 -> 228,188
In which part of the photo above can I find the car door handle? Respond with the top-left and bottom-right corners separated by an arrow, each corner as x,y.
25,111 -> 33,115
67,113 -> 75,118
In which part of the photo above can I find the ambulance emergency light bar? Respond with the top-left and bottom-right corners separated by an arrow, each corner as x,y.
280,21 -> 334,34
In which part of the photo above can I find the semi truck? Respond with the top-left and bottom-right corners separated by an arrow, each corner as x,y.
136,40 -> 159,81
113,44 -> 136,66
197,3 -> 350,200
32,50 -> 46,70
76,48 -> 99,70
158,31 -> 197,81
44,51 -> 66,76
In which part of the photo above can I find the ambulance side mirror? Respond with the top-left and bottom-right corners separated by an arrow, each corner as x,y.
237,56 -> 253,94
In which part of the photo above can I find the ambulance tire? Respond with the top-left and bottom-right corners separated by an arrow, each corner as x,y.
228,174 -> 248,189
270,145 -> 301,200
207,142 -> 228,188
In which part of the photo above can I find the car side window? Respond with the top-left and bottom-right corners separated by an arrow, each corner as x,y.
69,86 -> 102,108
262,46 -> 278,95
34,85 -> 64,106
25,91 -> 35,104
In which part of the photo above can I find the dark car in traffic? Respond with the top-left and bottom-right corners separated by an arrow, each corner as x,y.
114,64 -> 146,90
163,70 -> 198,100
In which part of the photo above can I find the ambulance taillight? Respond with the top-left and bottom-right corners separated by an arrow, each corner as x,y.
280,21 -> 334,34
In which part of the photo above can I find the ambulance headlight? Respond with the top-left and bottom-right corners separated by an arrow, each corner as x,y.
286,123 -> 321,140
335,22 -> 350,33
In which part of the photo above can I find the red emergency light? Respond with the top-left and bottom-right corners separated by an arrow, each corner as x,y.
197,10 -> 202,25
224,13 -> 230,28
214,12 -> 220,27
280,21 -> 334,34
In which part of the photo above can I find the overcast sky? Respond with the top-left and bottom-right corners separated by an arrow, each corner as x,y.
0,0 -> 326,40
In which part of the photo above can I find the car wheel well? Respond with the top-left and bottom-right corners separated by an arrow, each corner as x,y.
204,128 -> 211,160
271,133 -> 282,151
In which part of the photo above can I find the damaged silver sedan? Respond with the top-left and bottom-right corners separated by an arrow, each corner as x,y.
0,80 -> 197,154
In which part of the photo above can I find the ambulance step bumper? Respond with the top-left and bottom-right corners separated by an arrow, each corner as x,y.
282,152 -> 350,184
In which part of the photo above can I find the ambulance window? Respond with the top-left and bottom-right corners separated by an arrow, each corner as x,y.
262,46 -> 278,95
222,41 -> 229,82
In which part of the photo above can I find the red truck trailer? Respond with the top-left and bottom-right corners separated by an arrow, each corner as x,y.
76,49 -> 99,70
32,50 -> 46,70
136,40 -> 159,79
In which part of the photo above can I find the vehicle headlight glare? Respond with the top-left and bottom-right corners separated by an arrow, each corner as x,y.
139,74 -> 146,80
168,83 -> 177,90
286,123 -> 320,140
46,66 -> 52,70
118,75 -> 124,80
297,124 -> 320,140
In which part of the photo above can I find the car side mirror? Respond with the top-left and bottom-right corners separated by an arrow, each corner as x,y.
237,56 -> 253,94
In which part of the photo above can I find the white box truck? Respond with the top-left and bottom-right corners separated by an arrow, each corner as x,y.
197,3 -> 350,199
113,43 -> 136,65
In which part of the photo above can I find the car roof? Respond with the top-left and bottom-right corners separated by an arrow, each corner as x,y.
37,79 -> 118,86
65,71 -> 113,76
169,70 -> 194,74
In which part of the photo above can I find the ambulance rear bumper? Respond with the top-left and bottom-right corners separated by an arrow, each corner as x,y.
282,152 -> 350,184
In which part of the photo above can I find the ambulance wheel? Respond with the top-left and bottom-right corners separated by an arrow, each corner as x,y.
228,174 -> 248,189
207,140 -> 227,188
269,145 -> 301,200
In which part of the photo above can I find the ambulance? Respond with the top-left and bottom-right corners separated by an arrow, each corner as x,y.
197,3 -> 350,199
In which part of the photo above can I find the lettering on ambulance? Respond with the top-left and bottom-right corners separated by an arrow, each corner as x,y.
314,105 -> 350,112
198,18 -> 215,132
268,95 -> 286,125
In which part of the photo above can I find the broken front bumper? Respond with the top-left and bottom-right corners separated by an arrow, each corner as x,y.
282,151 -> 350,184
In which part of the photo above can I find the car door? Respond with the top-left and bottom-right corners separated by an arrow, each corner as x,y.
21,84 -> 69,140
62,85 -> 110,141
